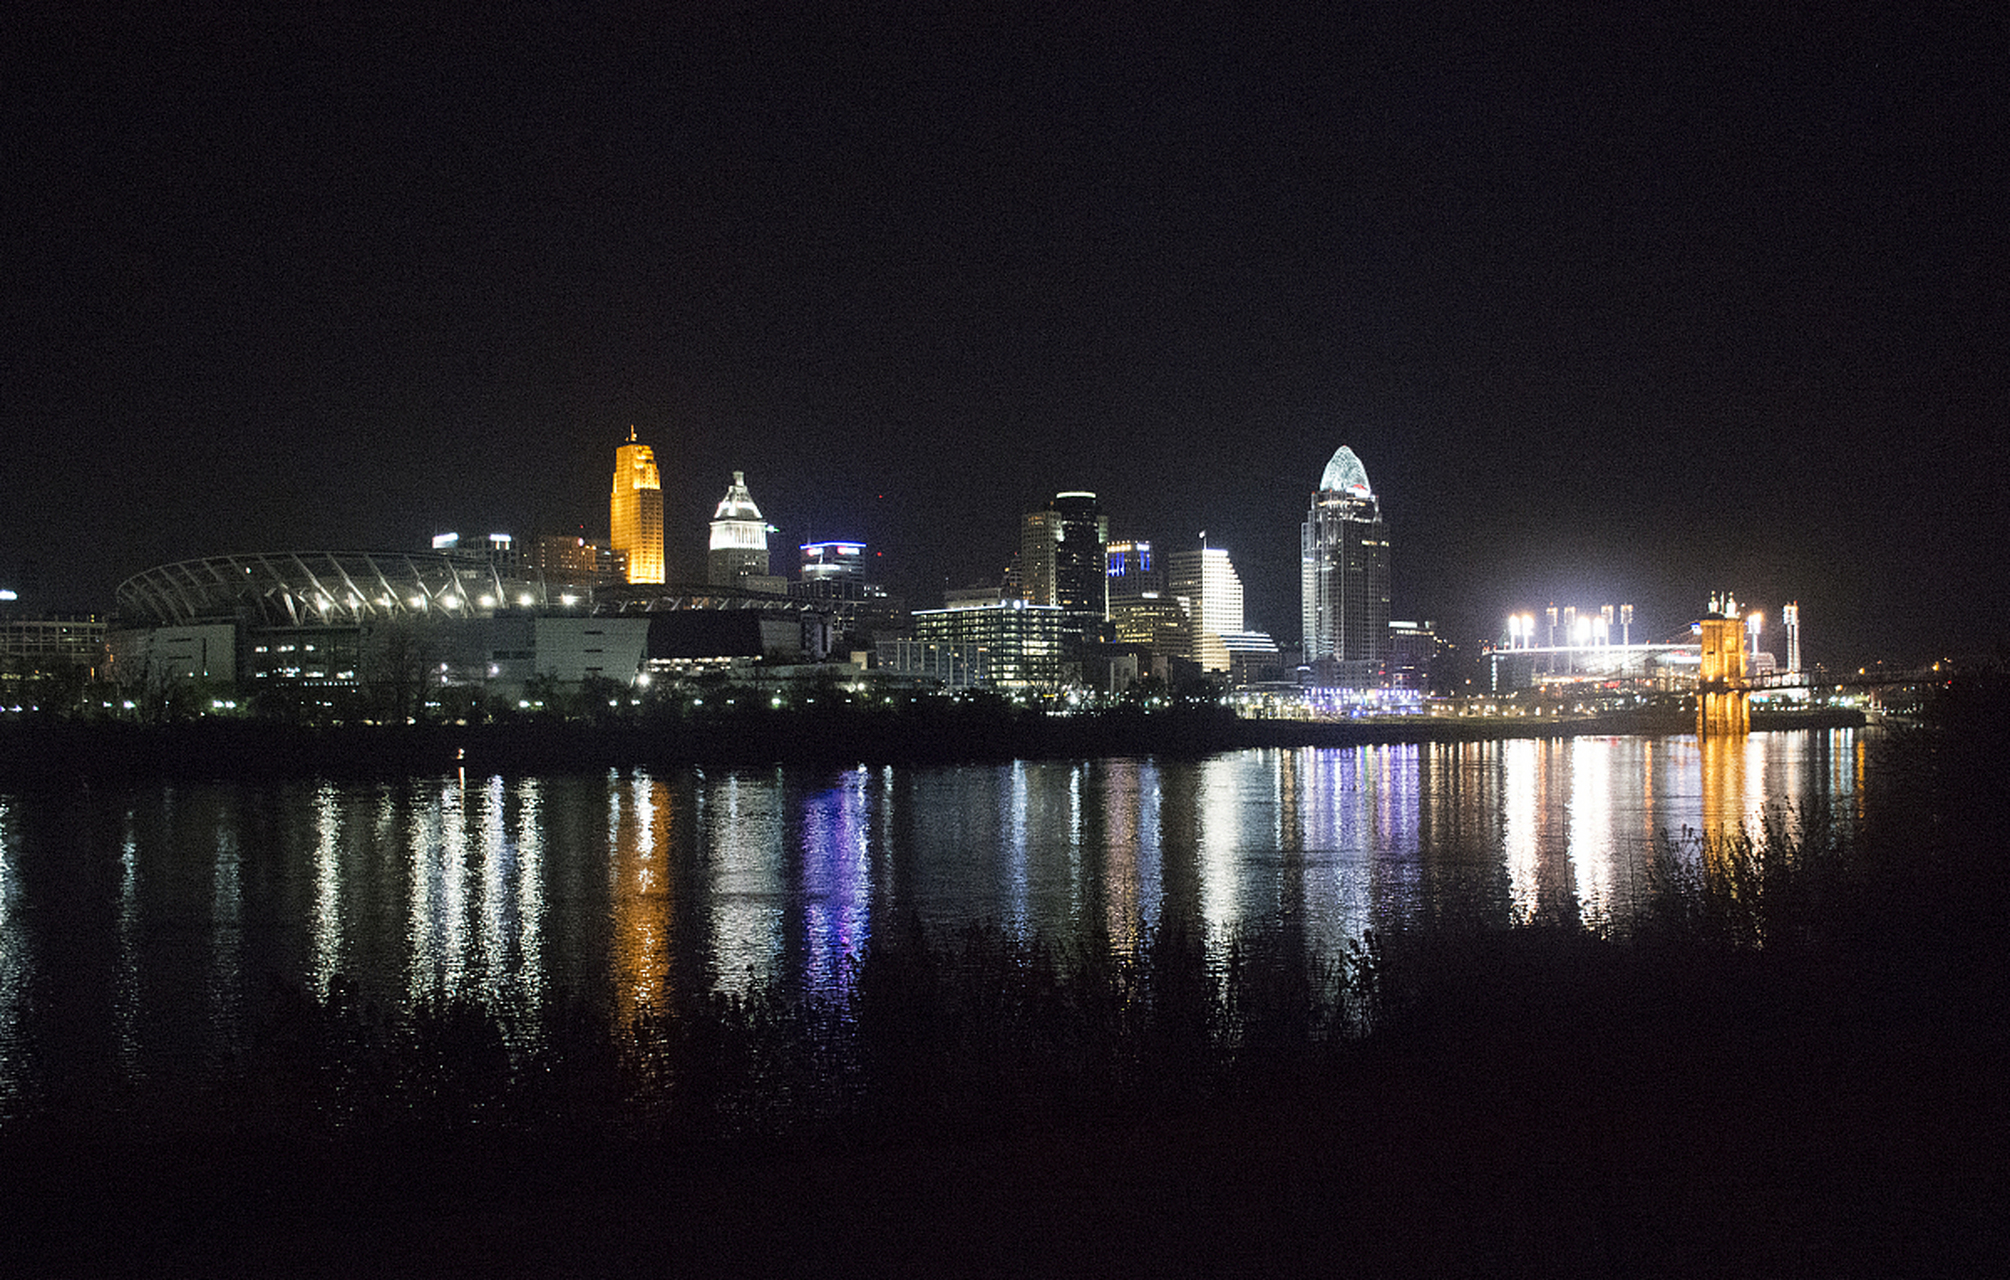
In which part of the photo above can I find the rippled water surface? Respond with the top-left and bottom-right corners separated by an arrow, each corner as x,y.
0,731 -> 1869,1111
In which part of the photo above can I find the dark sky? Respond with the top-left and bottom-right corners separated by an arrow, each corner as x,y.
5,3 -> 2004,668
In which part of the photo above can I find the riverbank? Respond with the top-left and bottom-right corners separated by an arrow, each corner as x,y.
0,703 -> 1866,783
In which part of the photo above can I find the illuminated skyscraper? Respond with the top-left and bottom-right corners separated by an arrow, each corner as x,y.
1167,543 -> 1244,673
1104,540 -> 1160,608
1106,540 -> 1186,660
799,540 -> 868,600
707,470 -> 770,587
1020,491 -> 1109,617
610,427 -> 664,585
1300,445 -> 1390,684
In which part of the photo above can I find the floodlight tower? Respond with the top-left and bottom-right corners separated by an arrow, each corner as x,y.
1783,601 -> 1801,673
1620,604 -> 1633,648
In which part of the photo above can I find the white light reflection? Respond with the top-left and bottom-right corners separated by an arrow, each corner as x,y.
708,771 -> 785,996
1291,749 -> 1378,962
476,775 -> 510,1013
208,819 -> 243,1058
116,803 -> 143,1080
875,766 -> 897,904
1195,755 -> 1246,938
0,798 -> 27,1116
310,783 -> 343,998
1369,744 -> 1423,918
514,779 -> 546,1014
1004,761 -> 1031,938
406,779 -> 472,1000
1098,758 -> 1164,958
1067,763 -> 1085,917
1503,740 -> 1540,924
1569,738 -> 1617,927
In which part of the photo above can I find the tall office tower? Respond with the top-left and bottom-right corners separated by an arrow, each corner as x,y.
1783,601 -> 1801,673
610,427 -> 665,585
1300,445 -> 1390,683
1167,544 -> 1244,673
1020,491 -> 1110,616
708,471 -> 770,587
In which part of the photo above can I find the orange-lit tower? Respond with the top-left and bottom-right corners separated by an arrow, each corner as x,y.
610,427 -> 664,585
1696,605 -> 1750,736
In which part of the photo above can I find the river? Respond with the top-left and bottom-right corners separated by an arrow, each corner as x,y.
0,729 -> 1868,1116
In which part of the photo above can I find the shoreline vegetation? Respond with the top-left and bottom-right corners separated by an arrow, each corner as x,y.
0,701 -> 1866,784
2,682 -> 1997,1274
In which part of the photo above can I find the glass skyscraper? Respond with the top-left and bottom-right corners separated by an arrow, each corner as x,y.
1300,445 -> 1390,684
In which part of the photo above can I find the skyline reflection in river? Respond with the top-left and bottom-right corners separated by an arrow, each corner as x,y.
0,731 -> 1866,1110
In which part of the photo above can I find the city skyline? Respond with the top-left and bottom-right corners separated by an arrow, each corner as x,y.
4,7 -> 2003,666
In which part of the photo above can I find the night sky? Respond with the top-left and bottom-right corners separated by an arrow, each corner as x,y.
5,4 -> 2004,668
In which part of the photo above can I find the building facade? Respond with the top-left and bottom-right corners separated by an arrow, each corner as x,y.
1166,545 -> 1244,674
106,548 -> 653,706
1301,445 -> 1391,686
609,428 -> 665,585
799,541 -> 868,599
708,471 -> 772,588
911,599 -> 1067,691
1104,540 -> 1161,609
1019,491 -> 1108,616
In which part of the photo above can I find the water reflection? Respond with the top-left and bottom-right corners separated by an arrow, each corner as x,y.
1098,758 -> 1162,955
0,798 -> 25,1115
795,768 -> 873,994
209,818 -> 242,1062
117,804 -> 141,1079
310,783 -> 341,998
513,779 -> 546,1013
708,771 -> 786,991
0,732 -> 1870,1098
609,772 -> 672,1023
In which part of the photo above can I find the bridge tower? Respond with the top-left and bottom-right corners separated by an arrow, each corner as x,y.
1697,612 -> 1750,736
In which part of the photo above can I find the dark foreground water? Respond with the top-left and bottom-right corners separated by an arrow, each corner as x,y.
0,730 -> 1868,1117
